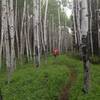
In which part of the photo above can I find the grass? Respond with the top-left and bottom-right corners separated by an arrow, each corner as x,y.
66,54 -> 100,100
0,54 -> 100,100
0,55 -> 69,100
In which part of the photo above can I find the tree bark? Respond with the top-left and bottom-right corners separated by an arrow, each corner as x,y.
58,5 -> 61,52
43,0 -> 49,63
9,0 -> 15,70
20,0 -> 26,63
81,0 -> 90,93
33,0 -> 41,67
15,0 -> 20,59
0,0 -> 6,69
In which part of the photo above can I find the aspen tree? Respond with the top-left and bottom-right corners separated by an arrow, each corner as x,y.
97,0 -> 100,54
73,0 -> 81,51
0,0 -> 6,69
88,0 -> 93,56
81,0 -> 90,93
27,5 -> 32,60
40,0 -> 45,54
9,0 -> 15,70
5,0 -> 12,83
15,0 -> 20,59
58,1 -> 61,52
20,0 -> 26,63
43,0 -> 48,62
33,0 -> 41,67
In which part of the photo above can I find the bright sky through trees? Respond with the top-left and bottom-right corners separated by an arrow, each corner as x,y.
60,0 -> 72,18
63,6 -> 72,18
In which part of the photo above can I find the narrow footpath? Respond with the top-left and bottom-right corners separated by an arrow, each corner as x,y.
59,68 -> 77,100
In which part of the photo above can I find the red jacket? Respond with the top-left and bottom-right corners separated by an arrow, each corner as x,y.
53,48 -> 59,57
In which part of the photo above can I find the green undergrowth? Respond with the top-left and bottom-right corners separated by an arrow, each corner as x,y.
66,54 -> 100,100
90,55 -> 100,64
0,54 -> 100,100
0,55 -> 69,100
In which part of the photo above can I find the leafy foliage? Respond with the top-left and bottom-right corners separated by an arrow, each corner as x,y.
41,0 -> 72,26
90,56 -> 100,64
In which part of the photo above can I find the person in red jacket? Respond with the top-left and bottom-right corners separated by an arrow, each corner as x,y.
52,48 -> 59,57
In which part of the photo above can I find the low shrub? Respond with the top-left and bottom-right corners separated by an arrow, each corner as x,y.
90,55 -> 100,64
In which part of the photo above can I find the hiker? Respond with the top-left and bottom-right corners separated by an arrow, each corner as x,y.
53,48 -> 59,57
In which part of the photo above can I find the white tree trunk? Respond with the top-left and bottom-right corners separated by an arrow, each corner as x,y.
0,0 -> 7,69
27,5 -> 32,60
88,0 -> 93,56
97,0 -> 100,54
58,7 -> 61,52
81,0 -> 90,93
81,0 -> 88,36
9,0 -> 15,70
40,1 -> 45,55
44,0 -> 48,48
51,16 -> 55,49
24,20 -> 29,61
15,0 -> 20,59
4,0 -> 11,83
43,0 -> 49,63
20,0 -> 26,62
33,0 -> 40,67
48,22 -> 52,52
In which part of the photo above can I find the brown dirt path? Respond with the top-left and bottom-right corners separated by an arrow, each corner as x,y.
59,68 -> 77,100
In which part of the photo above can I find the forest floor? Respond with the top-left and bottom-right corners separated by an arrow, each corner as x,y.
0,54 -> 100,100
59,67 -> 77,100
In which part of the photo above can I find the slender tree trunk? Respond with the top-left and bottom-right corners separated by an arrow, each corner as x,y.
72,4 -> 78,52
15,0 -> 20,59
0,0 -> 6,69
24,19 -> 29,61
43,0 -> 48,62
1,0 -> 12,83
6,0 -> 12,83
81,0 -> 90,93
20,0 -> 26,63
51,16 -> 55,49
48,22 -> 52,52
27,5 -> 32,60
88,0 -> 93,56
40,1 -> 45,55
97,0 -> 100,55
33,0 -> 41,67
58,6 -> 61,52
9,0 -> 15,70
73,0 -> 80,52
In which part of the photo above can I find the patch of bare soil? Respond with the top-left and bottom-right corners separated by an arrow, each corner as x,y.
59,69 -> 77,100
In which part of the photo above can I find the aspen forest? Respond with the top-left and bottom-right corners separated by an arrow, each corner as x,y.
0,0 -> 100,100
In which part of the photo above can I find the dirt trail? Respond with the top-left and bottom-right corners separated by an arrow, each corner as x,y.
59,68 -> 77,100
